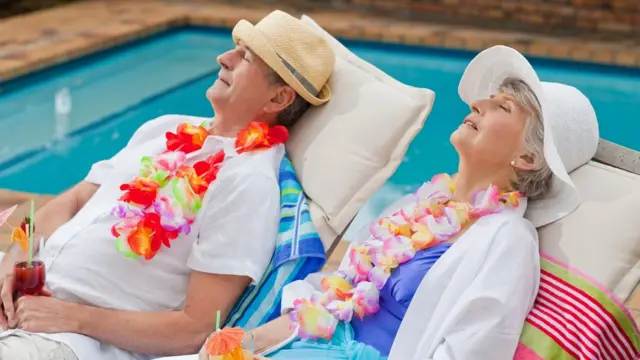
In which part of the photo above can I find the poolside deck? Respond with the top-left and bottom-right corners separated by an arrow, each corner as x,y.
0,0 -> 639,83
0,0 -> 639,326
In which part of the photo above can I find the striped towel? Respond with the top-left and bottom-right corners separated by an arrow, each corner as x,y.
224,153 -> 327,329
514,253 -> 640,360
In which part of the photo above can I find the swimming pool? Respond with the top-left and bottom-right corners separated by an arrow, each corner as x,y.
1,27 -> 639,236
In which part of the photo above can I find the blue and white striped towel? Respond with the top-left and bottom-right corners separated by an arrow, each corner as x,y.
224,153 -> 326,329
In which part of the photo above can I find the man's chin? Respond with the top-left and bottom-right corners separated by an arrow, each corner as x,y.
205,87 -> 221,105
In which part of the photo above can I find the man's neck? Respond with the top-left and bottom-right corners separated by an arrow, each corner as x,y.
208,115 -> 245,138
208,113 -> 278,138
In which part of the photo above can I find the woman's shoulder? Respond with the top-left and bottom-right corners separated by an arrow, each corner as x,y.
476,211 -> 539,248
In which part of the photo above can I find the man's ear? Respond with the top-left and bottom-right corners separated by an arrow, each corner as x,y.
264,86 -> 296,115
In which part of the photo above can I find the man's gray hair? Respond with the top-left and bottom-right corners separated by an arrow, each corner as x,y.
267,68 -> 311,128
500,78 -> 553,200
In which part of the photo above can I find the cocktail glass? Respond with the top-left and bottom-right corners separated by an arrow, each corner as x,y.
241,331 -> 255,358
13,260 -> 46,297
202,329 -> 255,360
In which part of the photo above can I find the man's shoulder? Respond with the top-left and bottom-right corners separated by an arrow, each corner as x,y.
218,145 -> 285,187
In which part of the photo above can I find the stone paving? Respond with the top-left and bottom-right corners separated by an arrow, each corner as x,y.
0,0 -> 639,84
0,0 -> 638,325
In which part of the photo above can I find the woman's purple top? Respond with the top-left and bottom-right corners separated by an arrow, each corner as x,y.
350,242 -> 453,356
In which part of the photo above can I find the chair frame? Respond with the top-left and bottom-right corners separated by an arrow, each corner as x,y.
594,139 -> 640,176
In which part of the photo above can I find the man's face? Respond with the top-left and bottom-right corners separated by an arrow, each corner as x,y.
206,42 -> 282,124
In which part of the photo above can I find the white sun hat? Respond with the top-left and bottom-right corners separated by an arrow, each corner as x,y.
458,45 -> 599,227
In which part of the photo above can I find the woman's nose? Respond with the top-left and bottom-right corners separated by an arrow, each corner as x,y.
470,99 -> 483,115
470,98 -> 494,115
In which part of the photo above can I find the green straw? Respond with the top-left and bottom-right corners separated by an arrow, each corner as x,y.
28,199 -> 34,265
216,310 -> 221,331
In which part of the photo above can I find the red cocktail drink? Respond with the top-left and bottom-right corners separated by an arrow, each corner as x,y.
14,260 -> 45,297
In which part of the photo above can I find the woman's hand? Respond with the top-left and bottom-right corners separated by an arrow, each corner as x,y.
252,315 -> 295,354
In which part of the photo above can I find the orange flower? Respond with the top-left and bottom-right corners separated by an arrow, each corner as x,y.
119,178 -> 160,208
166,123 -> 209,154
235,122 -> 288,154
175,165 -> 209,196
126,213 -> 179,260
193,150 -> 225,184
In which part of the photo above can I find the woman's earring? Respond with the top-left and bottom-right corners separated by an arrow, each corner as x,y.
510,160 -> 516,166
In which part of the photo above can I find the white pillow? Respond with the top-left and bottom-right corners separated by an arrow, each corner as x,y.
286,15 -> 435,251
538,161 -> 640,302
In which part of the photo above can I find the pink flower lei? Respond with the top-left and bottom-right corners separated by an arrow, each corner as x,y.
289,173 -> 522,340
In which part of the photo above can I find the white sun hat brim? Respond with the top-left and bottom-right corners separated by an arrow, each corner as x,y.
458,45 -> 598,227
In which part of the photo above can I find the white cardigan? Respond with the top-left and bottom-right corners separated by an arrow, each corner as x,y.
278,197 -> 540,360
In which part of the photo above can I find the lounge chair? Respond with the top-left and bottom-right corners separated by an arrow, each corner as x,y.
515,140 -> 640,359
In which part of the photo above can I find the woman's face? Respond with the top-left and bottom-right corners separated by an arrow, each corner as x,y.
451,92 -> 530,168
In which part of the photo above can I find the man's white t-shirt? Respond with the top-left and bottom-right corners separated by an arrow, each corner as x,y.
0,115 -> 284,360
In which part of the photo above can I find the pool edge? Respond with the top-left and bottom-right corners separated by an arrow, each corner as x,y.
0,1 -> 639,85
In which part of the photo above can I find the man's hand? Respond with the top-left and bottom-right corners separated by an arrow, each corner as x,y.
0,181 -> 98,330
14,295 -> 79,333
0,260 -> 52,329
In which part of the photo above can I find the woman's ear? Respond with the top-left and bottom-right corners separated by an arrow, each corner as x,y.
513,153 -> 536,171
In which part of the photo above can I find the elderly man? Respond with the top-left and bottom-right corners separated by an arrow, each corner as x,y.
0,10 -> 335,360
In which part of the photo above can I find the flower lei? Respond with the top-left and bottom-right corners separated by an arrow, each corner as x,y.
289,173 -> 522,340
110,121 -> 288,260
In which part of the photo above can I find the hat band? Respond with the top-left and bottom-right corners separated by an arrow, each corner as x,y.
277,54 -> 319,96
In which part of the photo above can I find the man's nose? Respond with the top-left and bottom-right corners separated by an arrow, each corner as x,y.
217,50 -> 235,70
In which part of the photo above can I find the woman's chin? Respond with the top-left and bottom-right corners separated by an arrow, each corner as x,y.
450,131 -> 478,160
450,128 -> 470,147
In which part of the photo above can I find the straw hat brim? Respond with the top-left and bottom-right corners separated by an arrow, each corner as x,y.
232,20 -> 331,106
458,45 -> 581,228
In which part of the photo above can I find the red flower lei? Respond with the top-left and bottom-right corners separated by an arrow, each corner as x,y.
110,121 -> 288,260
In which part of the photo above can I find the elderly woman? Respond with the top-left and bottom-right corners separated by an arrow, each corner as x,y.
197,45 -> 598,360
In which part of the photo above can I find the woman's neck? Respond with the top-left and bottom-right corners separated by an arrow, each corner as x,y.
451,161 -> 512,203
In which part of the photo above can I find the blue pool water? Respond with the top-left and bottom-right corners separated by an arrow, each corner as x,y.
1,27 -> 639,235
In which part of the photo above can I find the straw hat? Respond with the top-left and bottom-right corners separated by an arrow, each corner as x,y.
232,10 -> 335,106
458,45 -> 599,228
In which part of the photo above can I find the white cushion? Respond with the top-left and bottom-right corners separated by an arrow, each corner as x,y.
286,15 -> 435,251
538,161 -> 640,301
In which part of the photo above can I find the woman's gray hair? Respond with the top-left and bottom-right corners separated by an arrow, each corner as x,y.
500,78 -> 553,200
266,68 -> 311,129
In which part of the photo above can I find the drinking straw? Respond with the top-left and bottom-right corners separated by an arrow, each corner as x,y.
216,310 -> 221,331
28,199 -> 34,265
